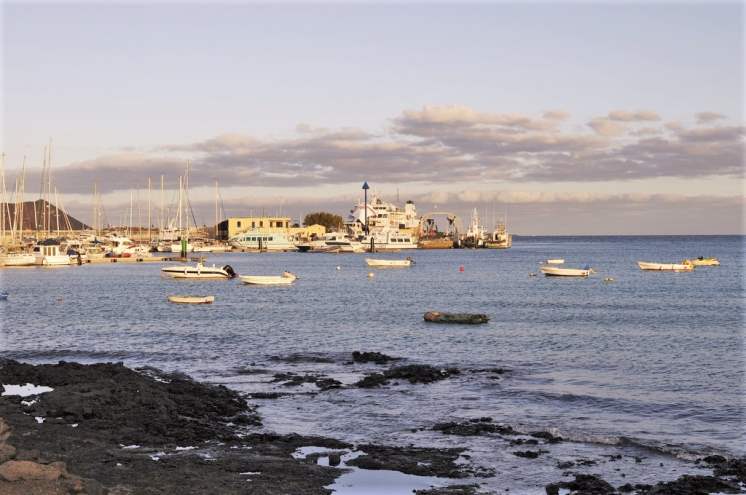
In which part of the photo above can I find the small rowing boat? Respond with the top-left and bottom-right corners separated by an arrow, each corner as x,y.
365,257 -> 414,268
167,295 -> 215,304
540,266 -> 591,277
687,257 -> 720,267
545,259 -> 565,265
161,262 -> 237,279
424,311 -> 489,324
239,271 -> 297,285
637,261 -> 694,272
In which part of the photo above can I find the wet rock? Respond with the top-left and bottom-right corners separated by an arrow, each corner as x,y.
355,373 -> 389,388
247,392 -> 290,399
0,360 -> 352,495
346,444 -> 479,478
703,456 -> 746,483
328,452 -> 341,466
356,364 -> 460,388
530,431 -> 563,443
556,460 -> 575,469
351,351 -> 400,364
269,353 -> 335,364
509,438 -> 539,446
433,418 -> 518,437
234,367 -> 270,375
545,474 -> 616,495
0,442 -> 16,463
415,485 -> 484,495
271,372 -> 342,391
639,475 -> 741,494
0,360 -> 257,445
512,450 -> 547,459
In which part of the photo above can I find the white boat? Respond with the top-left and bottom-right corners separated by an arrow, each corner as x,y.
320,232 -> 365,253
545,259 -> 565,265
362,231 -> 418,251
239,272 -> 297,285
1,253 -> 37,267
33,241 -> 71,266
365,258 -> 414,267
637,261 -> 694,272
229,229 -> 298,252
168,295 -> 215,304
109,235 -> 151,257
161,262 -> 237,279
540,265 -> 591,277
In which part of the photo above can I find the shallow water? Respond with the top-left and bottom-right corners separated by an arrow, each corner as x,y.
1,235 -> 743,492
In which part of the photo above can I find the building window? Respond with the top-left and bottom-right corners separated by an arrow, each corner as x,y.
237,221 -> 242,228
252,221 -> 255,228
260,221 -> 264,227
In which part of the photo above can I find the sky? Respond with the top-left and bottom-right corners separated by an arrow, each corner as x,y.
1,1 -> 744,234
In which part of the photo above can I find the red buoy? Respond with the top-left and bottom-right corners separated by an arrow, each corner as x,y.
459,265 -> 464,272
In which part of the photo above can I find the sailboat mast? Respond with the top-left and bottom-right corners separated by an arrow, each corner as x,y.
148,177 -> 152,243
129,191 -> 133,238
92,183 -> 97,235
214,179 -> 218,239
54,187 -> 60,236
47,140 -> 52,235
177,176 -> 182,235
19,157 -> 26,243
0,152 -> 6,244
160,175 -> 164,234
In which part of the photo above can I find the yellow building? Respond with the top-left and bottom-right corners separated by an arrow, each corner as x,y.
217,217 -> 326,240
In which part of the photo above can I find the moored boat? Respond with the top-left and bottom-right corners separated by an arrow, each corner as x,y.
33,240 -> 71,266
545,259 -> 565,265
637,261 -> 694,272
167,295 -> 215,304
239,272 -> 297,285
687,257 -> 720,266
161,262 -> 237,279
540,265 -> 591,277
423,311 -> 489,324
418,237 -> 454,249
365,257 -> 414,267
1,253 -> 37,267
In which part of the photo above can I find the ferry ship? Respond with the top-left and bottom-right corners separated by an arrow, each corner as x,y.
346,193 -> 420,250
229,229 -> 297,251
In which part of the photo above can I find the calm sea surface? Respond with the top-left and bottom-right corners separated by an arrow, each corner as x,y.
1,236 -> 743,492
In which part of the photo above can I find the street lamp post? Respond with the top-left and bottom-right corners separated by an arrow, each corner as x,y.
362,181 -> 370,234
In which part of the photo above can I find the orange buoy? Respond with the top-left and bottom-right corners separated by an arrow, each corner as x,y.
459,265 -> 464,272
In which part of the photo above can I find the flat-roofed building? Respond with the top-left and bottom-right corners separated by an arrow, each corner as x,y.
217,216 -> 292,240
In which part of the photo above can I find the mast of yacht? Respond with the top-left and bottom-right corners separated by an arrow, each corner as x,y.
54,187 -> 61,236
160,175 -> 164,237
147,177 -> 152,243
92,183 -> 97,236
214,179 -> 218,239
19,158 -> 26,244
0,152 -> 6,244
46,140 -> 52,236
177,176 -> 182,239
129,191 -> 133,238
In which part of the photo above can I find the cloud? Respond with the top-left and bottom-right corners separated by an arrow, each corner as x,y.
607,110 -> 661,122
30,106 -> 744,194
695,111 -> 726,124
588,118 -> 627,137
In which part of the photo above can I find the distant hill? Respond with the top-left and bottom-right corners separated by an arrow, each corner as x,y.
1,199 -> 89,231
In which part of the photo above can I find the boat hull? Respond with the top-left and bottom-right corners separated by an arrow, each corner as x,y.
540,266 -> 590,277
168,295 -> 215,304
239,275 -> 296,285
417,238 -> 454,249
1,254 -> 37,267
365,258 -> 413,267
637,261 -> 694,271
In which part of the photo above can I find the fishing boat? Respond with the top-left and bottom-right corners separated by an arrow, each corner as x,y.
365,257 -> 414,267
167,295 -> 215,304
161,262 -> 237,279
540,265 -> 592,277
545,259 -> 565,264
637,261 -> 694,272
1,253 -> 37,267
687,257 -> 720,266
239,271 -> 297,285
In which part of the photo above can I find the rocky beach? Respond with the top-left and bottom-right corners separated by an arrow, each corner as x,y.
0,357 -> 744,494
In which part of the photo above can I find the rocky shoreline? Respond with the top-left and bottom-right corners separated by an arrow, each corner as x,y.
0,357 -> 744,494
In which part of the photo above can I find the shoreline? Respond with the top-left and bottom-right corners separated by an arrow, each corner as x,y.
0,358 -> 744,494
